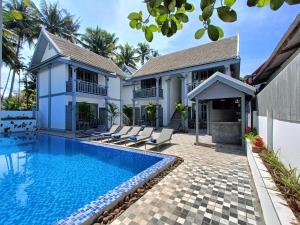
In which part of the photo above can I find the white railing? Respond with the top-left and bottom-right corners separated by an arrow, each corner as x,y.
66,80 -> 107,96
133,87 -> 163,98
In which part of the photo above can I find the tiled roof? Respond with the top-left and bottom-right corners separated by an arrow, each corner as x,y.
45,31 -> 125,76
133,36 -> 238,77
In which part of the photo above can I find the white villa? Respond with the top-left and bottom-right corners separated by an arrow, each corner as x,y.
29,28 -> 125,133
30,29 -> 256,145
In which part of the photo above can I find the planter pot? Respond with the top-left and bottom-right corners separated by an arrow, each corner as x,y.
252,145 -> 265,153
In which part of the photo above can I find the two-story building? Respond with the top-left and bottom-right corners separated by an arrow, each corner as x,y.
29,28 -> 125,134
122,36 -> 240,128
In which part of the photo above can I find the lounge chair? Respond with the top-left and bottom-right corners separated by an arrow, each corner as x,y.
104,126 -> 132,142
126,127 -> 154,147
90,125 -> 120,141
112,126 -> 141,143
145,128 -> 174,151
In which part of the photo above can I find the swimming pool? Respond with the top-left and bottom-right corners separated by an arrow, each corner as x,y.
0,133 -> 175,225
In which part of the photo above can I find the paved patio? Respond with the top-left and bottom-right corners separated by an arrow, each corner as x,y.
109,133 -> 264,225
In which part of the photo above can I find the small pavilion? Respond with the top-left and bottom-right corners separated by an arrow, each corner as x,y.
188,72 -> 256,146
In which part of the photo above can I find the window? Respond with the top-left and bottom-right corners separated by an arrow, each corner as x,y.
192,67 -> 225,83
68,67 -> 98,84
141,78 -> 161,89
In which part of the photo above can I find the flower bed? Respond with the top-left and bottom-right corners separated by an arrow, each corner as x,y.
245,130 -> 299,225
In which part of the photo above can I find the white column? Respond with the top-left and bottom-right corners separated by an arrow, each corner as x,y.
166,78 -> 171,124
48,65 -> 52,129
105,76 -> 109,130
71,66 -> 77,136
225,64 -> 231,76
156,77 -> 160,129
241,94 -> 245,147
195,98 -> 199,145
132,83 -> 136,126
207,101 -> 211,135
120,78 -> 123,126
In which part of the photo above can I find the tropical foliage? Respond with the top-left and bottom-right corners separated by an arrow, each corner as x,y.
38,0 -> 80,43
80,27 -> 118,57
128,0 -> 300,42
145,103 -> 157,127
175,103 -> 188,129
106,102 -> 129,125
115,43 -> 140,69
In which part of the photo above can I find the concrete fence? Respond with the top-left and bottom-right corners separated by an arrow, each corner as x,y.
0,110 -> 37,133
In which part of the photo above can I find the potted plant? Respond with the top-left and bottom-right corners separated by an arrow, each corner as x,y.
252,135 -> 265,153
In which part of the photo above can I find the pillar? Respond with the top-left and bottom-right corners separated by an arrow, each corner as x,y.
48,64 -> 52,129
105,76 -> 109,130
241,94 -> 245,147
132,83 -> 136,126
166,78 -> 171,124
225,64 -> 231,76
156,77 -> 160,129
195,98 -> 199,145
120,78 -> 123,126
71,66 -> 77,136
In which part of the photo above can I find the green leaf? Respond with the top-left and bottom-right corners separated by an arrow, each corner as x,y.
161,20 -> 169,35
208,25 -> 219,41
157,14 -> 168,23
200,0 -> 214,10
157,5 -> 169,14
247,0 -> 259,6
145,29 -> 154,42
202,4 -> 214,20
285,0 -> 300,5
270,0 -> 284,10
11,10 -> 23,20
136,23 -> 142,30
257,0 -> 270,7
128,12 -> 141,20
129,20 -> 137,28
181,14 -> 189,23
199,15 -> 204,21
185,3 -> 195,12
149,24 -> 158,32
170,19 -> 177,34
168,0 -> 176,12
216,26 -> 224,39
217,6 -> 237,22
224,0 -> 237,7
194,28 -> 206,39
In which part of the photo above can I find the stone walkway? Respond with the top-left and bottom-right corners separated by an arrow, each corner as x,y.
110,133 -> 265,225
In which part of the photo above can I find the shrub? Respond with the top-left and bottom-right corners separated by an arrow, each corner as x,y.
260,150 -> 300,218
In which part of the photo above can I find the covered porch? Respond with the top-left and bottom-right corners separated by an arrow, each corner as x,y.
188,72 -> 256,146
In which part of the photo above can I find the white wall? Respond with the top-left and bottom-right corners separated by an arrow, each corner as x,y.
38,68 -> 49,97
38,98 -> 48,129
122,85 -> 133,106
51,95 -> 67,130
51,64 -> 68,94
41,43 -> 57,62
107,76 -> 121,100
258,115 -> 300,172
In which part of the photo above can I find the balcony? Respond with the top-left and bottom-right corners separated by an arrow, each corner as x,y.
133,87 -> 163,98
188,80 -> 205,92
66,80 -> 107,96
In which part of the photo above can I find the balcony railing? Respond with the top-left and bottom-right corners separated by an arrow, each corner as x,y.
133,87 -> 163,98
66,80 -> 107,96
188,80 -> 205,92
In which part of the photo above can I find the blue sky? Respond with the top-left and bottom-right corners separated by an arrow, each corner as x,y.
2,0 -> 300,94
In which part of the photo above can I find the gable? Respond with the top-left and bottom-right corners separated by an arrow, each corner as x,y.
41,42 -> 58,62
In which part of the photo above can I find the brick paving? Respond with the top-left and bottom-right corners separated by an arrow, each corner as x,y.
110,133 -> 264,225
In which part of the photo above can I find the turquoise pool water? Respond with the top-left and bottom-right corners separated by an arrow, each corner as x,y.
0,133 -> 164,225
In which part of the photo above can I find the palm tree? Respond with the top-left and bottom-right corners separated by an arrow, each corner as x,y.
151,50 -> 159,57
38,0 -> 80,43
137,42 -> 151,65
116,43 -> 139,69
4,0 -> 40,98
80,26 -> 118,57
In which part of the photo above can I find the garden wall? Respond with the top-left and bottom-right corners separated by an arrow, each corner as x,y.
0,110 -> 37,133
